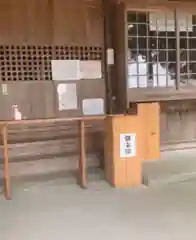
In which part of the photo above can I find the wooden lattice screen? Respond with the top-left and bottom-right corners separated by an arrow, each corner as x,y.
0,45 -> 103,81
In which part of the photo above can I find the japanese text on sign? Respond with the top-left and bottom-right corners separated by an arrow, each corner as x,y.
120,133 -> 136,158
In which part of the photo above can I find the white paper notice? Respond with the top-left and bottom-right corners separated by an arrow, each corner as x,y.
52,60 -> 80,81
2,83 -> 8,95
80,60 -> 102,79
107,48 -> 114,65
82,98 -> 104,115
120,133 -> 136,158
57,83 -> 77,111
149,12 -> 192,32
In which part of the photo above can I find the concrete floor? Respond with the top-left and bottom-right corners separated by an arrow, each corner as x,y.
1,149 -> 196,240
1,178 -> 196,240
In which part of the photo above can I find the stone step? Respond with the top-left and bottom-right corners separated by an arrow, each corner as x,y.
143,149 -> 196,186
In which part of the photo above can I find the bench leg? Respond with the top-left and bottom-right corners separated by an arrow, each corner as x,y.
2,125 -> 11,200
79,120 -> 86,189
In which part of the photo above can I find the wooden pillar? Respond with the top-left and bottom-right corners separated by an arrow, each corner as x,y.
139,102 -> 160,161
2,125 -> 11,200
102,0 -> 117,114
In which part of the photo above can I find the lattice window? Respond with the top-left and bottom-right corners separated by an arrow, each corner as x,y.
0,45 -> 103,81
127,10 -> 196,89
179,15 -> 196,85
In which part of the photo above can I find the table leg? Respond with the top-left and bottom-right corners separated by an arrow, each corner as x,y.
2,125 -> 11,200
79,120 -> 86,188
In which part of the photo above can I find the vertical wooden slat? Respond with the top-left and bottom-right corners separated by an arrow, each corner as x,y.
0,0 -> 11,44
102,0 -> 116,114
114,1 -> 128,112
53,0 -> 74,45
79,120 -> 86,188
26,0 -> 53,44
2,125 -> 11,200
10,0 -> 27,44
86,0 -> 103,46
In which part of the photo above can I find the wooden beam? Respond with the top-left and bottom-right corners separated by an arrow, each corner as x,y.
0,115 -> 106,126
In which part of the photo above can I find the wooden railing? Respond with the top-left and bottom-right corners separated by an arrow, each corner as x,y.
0,115 -> 106,200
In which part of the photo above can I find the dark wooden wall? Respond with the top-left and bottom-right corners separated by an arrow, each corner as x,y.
0,0 -> 103,45
0,0 -> 104,120
0,0 -> 105,181
160,101 -> 196,145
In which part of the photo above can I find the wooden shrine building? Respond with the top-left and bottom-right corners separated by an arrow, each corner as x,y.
1,0 -> 196,198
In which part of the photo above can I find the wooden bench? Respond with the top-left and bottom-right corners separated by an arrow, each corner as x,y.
0,115 -> 106,200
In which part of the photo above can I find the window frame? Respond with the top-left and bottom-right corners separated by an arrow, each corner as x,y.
125,7 -> 196,102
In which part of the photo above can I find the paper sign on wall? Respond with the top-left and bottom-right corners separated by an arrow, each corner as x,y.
52,60 -> 102,80
120,133 -> 136,158
107,48 -> 114,65
52,60 -> 80,81
82,98 -> 104,115
57,83 -> 77,111
149,12 -> 193,32
80,60 -> 102,79
2,84 -> 8,95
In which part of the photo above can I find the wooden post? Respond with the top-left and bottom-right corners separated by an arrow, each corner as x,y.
105,114 -> 142,187
102,0 -> 117,114
2,125 -> 11,200
139,103 -> 160,161
79,120 -> 86,188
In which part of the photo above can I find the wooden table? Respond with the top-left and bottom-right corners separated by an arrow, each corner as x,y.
0,115 -> 106,200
